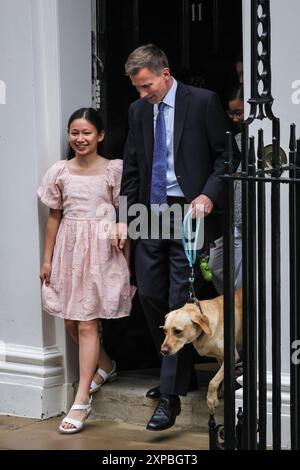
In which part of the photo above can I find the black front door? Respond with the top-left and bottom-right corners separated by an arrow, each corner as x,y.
94,0 -> 242,156
95,0 -> 243,370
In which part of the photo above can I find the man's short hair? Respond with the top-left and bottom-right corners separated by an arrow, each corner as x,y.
125,44 -> 169,77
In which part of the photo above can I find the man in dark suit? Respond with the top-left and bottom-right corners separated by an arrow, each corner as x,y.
111,44 -> 236,431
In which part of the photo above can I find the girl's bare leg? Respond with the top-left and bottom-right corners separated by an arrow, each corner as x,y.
65,319 -> 79,343
65,319 -> 114,389
91,344 -> 115,386
89,320 -> 115,386
61,319 -> 99,430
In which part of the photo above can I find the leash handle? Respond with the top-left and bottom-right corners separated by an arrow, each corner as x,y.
182,207 -> 201,268
182,207 -> 202,301
182,208 -> 206,314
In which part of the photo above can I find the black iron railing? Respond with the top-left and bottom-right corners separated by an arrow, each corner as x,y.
210,0 -> 300,450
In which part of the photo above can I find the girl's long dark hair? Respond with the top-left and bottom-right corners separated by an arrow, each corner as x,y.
67,107 -> 104,160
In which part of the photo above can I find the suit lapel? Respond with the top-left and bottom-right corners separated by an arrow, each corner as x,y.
174,82 -> 189,162
142,101 -> 154,169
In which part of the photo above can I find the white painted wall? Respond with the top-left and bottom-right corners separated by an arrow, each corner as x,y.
0,0 -> 91,418
58,0 -> 92,156
238,0 -> 300,449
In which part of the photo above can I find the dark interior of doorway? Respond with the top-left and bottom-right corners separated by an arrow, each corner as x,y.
96,0 -> 243,371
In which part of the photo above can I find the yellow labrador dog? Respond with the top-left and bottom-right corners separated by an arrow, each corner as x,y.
160,288 -> 242,413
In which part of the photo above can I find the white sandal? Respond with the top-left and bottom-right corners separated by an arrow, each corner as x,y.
89,360 -> 117,394
59,397 -> 92,434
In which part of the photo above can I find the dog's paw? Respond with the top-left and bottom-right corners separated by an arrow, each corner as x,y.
207,393 -> 219,413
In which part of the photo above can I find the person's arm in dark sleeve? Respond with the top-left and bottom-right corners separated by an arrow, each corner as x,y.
118,104 -> 140,224
202,92 -> 241,211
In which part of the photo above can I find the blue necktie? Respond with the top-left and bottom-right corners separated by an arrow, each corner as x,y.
150,102 -> 167,209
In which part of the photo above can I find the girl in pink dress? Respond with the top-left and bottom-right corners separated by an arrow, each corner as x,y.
38,108 -> 135,433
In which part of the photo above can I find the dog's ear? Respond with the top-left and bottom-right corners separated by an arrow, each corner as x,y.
190,312 -> 212,336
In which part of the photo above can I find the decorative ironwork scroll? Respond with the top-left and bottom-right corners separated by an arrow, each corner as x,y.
211,0 -> 300,451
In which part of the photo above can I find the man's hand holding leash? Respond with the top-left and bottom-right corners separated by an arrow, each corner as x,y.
191,194 -> 214,219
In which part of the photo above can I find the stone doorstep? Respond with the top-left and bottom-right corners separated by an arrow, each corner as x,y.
88,366 -> 224,432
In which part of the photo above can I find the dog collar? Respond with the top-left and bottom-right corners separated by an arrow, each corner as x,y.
187,297 -> 205,317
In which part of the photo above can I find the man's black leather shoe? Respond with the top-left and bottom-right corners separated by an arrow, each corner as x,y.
146,395 -> 181,431
146,386 -> 160,400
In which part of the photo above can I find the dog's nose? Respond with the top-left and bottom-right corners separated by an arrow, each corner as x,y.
160,347 -> 170,357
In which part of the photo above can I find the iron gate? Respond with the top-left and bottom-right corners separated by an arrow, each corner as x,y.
210,0 -> 300,450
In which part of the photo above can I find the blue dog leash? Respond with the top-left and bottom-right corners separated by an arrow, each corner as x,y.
182,207 -> 202,302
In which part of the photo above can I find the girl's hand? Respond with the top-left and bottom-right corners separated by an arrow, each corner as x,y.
40,262 -> 52,286
110,222 -> 128,251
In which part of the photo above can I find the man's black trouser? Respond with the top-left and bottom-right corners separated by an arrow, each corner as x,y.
134,197 -> 203,396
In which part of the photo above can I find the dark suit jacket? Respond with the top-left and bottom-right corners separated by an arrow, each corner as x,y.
120,81 -> 239,242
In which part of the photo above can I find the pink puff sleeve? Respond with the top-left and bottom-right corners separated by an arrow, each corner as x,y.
37,161 -> 65,210
106,159 -> 123,208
